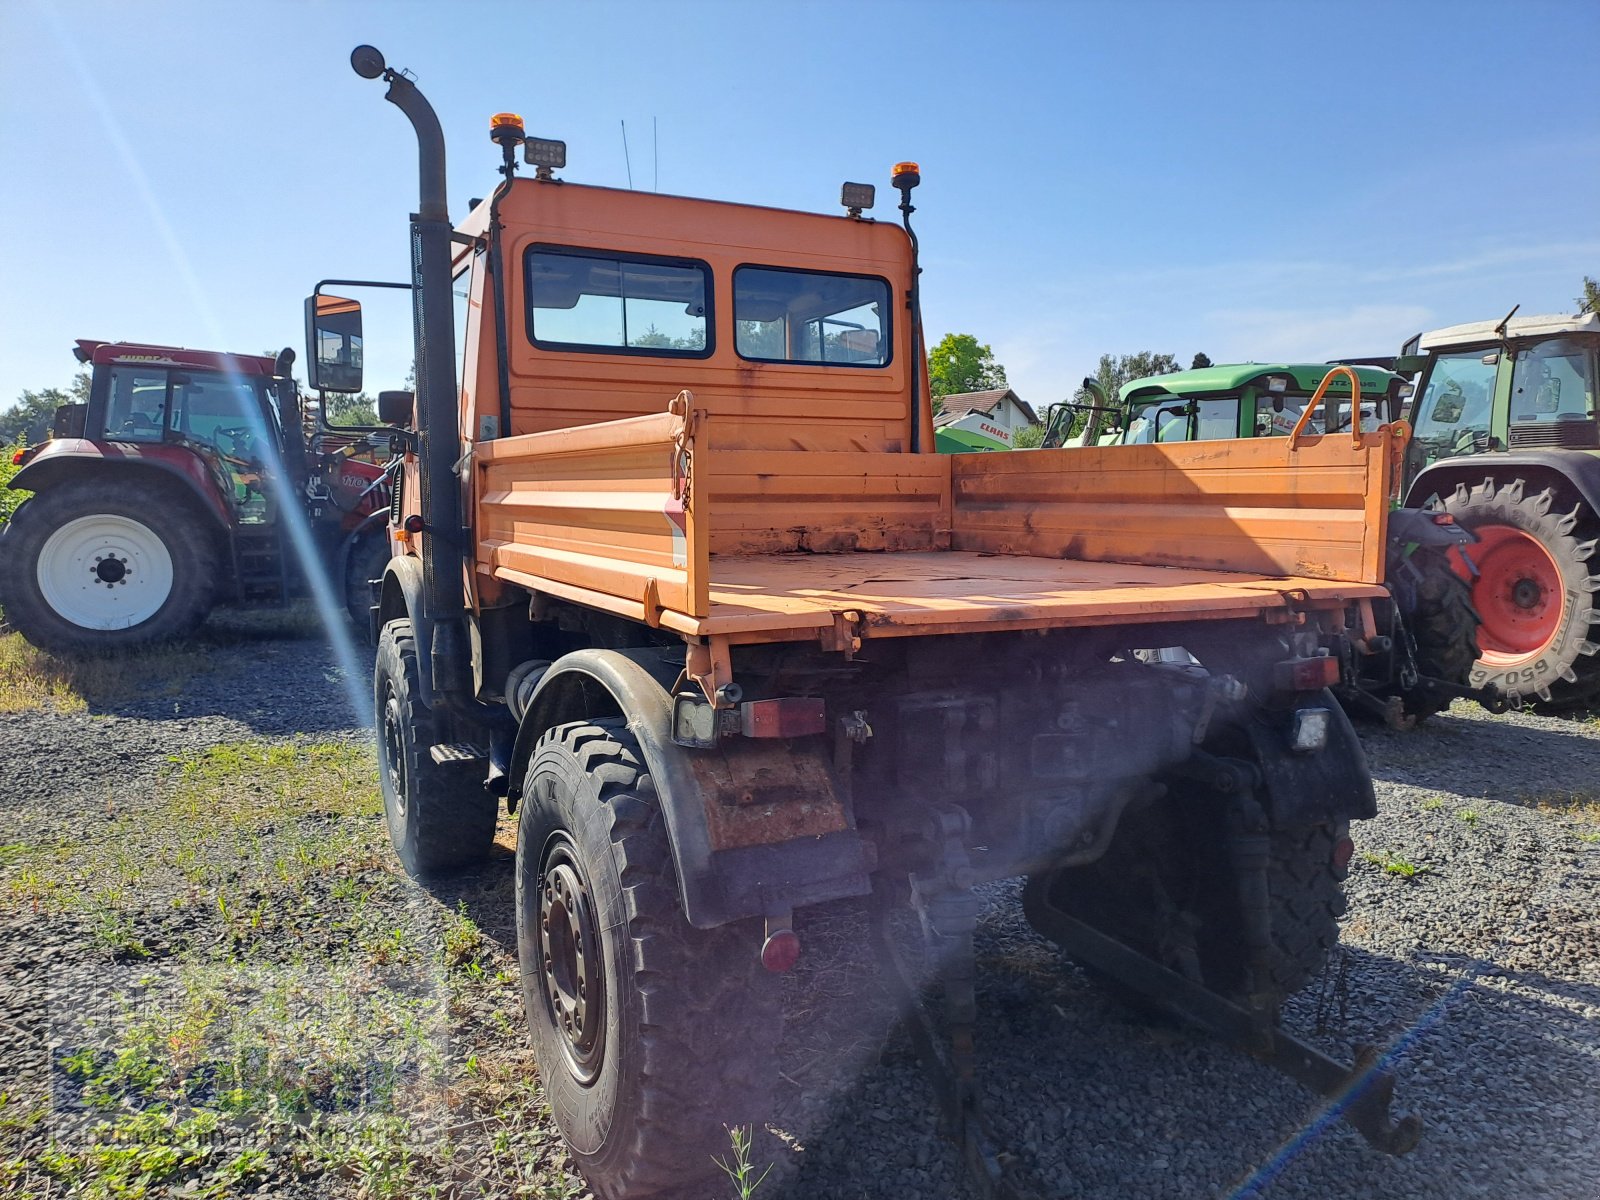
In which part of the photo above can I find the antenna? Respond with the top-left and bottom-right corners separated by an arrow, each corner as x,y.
653,116 -> 658,192
621,119 -> 634,190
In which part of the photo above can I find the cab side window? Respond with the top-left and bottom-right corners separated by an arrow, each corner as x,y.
105,368 -> 170,443
1415,350 -> 1497,460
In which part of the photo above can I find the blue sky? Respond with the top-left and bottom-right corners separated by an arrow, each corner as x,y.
3,0 -> 1597,410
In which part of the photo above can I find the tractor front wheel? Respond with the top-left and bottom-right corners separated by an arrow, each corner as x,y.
1443,477 -> 1600,707
0,478 -> 218,655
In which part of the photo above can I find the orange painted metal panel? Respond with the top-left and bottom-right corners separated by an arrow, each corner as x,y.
949,432 -> 1393,583
476,408 -> 705,620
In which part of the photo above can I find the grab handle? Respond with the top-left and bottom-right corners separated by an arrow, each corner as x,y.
1288,367 -> 1364,449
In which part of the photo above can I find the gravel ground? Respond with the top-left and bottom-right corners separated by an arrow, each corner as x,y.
2,618 -> 1598,1198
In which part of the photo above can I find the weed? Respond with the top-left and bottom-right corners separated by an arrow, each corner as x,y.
442,901 -> 486,972
715,1124 -> 773,1200
1420,796 -> 1445,812
302,1114 -> 417,1199
1457,808 -> 1479,827
1361,851 -> 1432,880
1578,831 -> 1600,845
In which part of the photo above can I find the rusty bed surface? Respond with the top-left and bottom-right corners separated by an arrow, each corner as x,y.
689,551 -> 1385,640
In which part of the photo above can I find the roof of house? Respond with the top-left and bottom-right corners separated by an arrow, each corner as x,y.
933,387 -> 1040,426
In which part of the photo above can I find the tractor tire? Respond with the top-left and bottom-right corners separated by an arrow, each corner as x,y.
517,719 -> 782,1200
1023,805 -> 1347,1013
374,618 -> 498,877
0,478 -> 218,656
1386,548 -> 1483,725
1442,476 -> 1600,707
344,532 -> 389,637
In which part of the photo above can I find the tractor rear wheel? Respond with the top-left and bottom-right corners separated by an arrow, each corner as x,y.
1443,476 -> 1600,707
374,618 -> 498,876
344,531 -> 389,638
517,719 -> 781,1200
1381,548 -> 1482,725
0,478 -> 218,655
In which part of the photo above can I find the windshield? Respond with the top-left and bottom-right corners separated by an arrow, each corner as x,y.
1257,394 -> 1375,437
1414,349 -> 1497,460
1123,396 -> 1238,443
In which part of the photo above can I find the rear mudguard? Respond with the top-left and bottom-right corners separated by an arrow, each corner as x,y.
10,438 -> 234,531
1244,691 -> 1376,827
1407,451 -> 1600,518
506,648 -> 872,930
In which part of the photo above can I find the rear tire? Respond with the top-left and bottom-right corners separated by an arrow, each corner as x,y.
516,719 -> 781,1200
374,618 -> 498,876
0,478 -> 217,656
1023,802 -> 1347,1012
1443,476 -> 1600,707
1386,548 -> 1482,724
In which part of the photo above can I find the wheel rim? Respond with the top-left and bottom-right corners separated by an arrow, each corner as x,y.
1464,525 -> 1565,663
380,682 -> 408,818
538,835 -> 606,1085
35,514 -> 174,630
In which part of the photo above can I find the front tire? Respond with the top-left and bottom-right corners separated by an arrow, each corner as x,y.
0,479 -> 217,655
1443,476 -> 1600,707
374,618 -> 498,876
516,720 -> 781,1200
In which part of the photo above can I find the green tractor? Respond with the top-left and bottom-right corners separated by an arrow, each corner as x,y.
1396,310 -> 1600,707
1042,361 -> 1490,726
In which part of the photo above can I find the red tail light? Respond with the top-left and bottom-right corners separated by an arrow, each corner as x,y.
740,698 -> 826,738
9,449 -> 25,466
1274,655 -> 1341,692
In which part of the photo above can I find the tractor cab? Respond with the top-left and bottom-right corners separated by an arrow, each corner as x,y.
1117,362 -> 1404,446
70,340 -> 289,525
1404,312 -> 1600,470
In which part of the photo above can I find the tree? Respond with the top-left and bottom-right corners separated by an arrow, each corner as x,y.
1011,422 -> 1046,449
928,333 -> 1007,398
325,392 -> 378,427
0,373 -> 91,446
1191,352 -> 1213,369
1579,276 -> 1599,316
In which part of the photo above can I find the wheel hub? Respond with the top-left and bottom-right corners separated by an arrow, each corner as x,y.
380,687 -> 408,816
93,555 -> 129,585
539,843 -> 606,1083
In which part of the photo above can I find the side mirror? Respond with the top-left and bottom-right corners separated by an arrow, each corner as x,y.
1430,394 -> 1464,424
305,293 -> 365,393
378,389 -> 414,426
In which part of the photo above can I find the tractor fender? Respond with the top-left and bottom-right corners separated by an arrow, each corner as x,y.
1407,452 -> 1600,519
1243,691 -> 1377,828
10,439 -> 234,531
376,554 -> 433,705
506,647 -> 872,930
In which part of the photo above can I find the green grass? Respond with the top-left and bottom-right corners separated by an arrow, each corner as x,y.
1362,850 -> 1433,880
1421,796 -> 1446,812
0,631 -> 216,714
0,734 -> 584,1198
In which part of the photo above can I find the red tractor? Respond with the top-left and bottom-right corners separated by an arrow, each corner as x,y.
0,340 -> 392,654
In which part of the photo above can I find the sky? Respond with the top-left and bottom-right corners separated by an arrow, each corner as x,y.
2,0 -> 1597,411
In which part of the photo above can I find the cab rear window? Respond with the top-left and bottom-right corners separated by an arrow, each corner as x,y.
526,246 -> 711,357
733,266 -> 891,367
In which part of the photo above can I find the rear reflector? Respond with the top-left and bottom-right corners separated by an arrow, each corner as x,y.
1274,654 -> 1341,692
760,928 -> 801,973
10,449 -> 25,466
1333,836 -> 1355,872
740,697 -> 826,738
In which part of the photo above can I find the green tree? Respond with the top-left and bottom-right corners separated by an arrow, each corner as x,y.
1011,422 -> 1046,449
928,333 -> 1007,398
0,373 -> 91,445
1578,276 -> 1599,316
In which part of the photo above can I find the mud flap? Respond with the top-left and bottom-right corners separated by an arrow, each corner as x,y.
1244,691 -> 1376,828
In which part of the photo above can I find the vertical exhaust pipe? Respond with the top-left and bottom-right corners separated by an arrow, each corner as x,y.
350,45 -> 469,698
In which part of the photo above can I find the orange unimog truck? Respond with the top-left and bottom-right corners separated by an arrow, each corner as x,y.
321,46 -> 1419,1200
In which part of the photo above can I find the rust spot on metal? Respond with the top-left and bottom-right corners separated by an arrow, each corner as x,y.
685,739 -> 849,851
